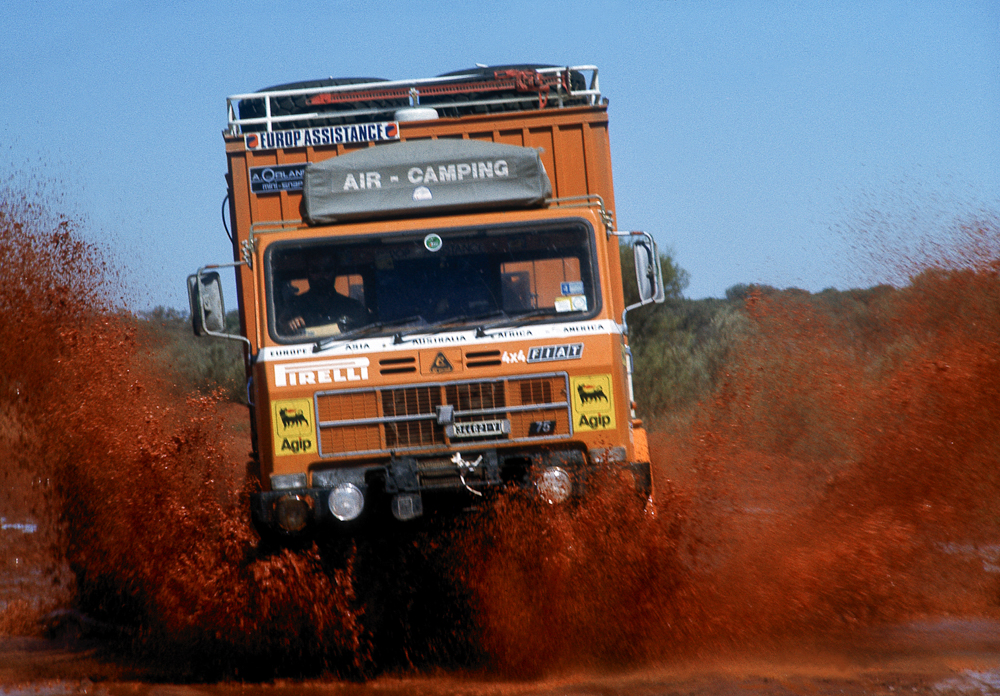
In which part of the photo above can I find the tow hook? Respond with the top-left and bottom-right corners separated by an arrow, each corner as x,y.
451,452 -> 484,496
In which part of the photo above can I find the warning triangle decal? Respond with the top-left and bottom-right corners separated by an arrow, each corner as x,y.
430,352 -> 453,373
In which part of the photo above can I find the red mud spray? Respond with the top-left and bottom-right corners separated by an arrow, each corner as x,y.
1,186 -> 998,680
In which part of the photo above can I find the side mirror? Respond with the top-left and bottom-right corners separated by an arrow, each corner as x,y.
187,270 -> 226,336
633,240 -> 665,304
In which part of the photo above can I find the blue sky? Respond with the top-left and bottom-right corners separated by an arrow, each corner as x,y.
2,0 -> 997,309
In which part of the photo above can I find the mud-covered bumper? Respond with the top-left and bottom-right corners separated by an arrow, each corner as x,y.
251,448 -> 652,537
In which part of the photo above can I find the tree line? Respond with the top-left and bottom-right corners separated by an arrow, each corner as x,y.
141,245 -> 948,422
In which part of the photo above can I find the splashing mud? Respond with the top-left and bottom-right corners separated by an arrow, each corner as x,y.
432,213 -> 1000,675
646,214 -> 1000,650
0,189 -> 366,678
0,185 -> 998,681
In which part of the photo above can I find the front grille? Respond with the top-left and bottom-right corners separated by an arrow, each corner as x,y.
315,373 -> 570,458
519,378 -> 553,405
383,385 -> 443,448
445,380 -> 505,412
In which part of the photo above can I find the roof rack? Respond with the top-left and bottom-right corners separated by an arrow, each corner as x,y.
226,65 -> 601,135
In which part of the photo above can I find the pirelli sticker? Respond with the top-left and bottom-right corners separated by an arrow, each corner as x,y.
570,374 -> 616,431
273,357 -> 369,387
273,398 -> 316,457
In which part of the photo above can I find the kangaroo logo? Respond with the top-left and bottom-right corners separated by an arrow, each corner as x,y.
279,407 -> 310,430
577,384 -> 608,404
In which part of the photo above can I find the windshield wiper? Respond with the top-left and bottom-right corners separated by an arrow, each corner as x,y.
474,308 -> 562,337
316,308 -> 568,350
390,310 -> 511,343
423,311 -> 510,334
314,315 -> 426,352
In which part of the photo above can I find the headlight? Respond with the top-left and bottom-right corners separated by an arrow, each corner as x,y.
274,494 -> 311,532
537,467 -> 572,504
328,483 -> 364,521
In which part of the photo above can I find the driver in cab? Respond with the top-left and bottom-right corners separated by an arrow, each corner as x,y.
278,260 -> 369,336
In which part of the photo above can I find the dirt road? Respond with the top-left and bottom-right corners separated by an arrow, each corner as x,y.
0,618 -> 998,695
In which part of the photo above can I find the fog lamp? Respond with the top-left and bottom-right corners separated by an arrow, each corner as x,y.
537,467 -> 572,504
328,483 -> 364,521
391,493 -> 423,521
271,472 -> 307,490
274,494 -> 311,533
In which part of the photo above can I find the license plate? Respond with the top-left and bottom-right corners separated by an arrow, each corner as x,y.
446,419 -> 511,438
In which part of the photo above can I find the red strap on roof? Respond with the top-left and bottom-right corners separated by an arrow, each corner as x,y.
307,69 -> 571,109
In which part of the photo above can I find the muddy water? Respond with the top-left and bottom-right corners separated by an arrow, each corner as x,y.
0,190 -> 998,687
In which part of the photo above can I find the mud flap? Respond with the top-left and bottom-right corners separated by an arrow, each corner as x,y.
628,461 -> 653,500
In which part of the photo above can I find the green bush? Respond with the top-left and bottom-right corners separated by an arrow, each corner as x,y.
139,306 -> 247,404
620,244 -> 746,418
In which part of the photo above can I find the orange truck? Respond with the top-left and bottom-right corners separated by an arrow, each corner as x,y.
188,64 -> 665,538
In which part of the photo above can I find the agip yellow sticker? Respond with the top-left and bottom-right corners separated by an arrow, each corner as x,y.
273,398 -> 317,456
570,374 -> 616,431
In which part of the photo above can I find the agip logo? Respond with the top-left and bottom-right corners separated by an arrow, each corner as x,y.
570,374 -> 616,431
273,398 -> 317,456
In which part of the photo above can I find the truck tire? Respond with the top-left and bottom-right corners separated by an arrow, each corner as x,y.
427,64 -> 589,117
238,77 -> 405,131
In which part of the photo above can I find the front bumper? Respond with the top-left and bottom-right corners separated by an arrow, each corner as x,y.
251,447 -> 652,537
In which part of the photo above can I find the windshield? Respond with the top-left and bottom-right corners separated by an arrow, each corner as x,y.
266,220 -> 599,343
